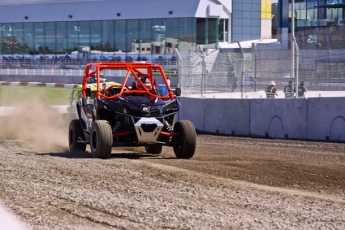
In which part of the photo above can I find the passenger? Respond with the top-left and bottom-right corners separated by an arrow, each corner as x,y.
266,81 -> 278,98
166,76 -> 171,87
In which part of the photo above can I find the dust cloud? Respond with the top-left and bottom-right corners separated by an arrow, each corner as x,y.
0,91 -> 71,153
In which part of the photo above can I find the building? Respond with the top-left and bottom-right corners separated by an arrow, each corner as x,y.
275,0 -> 345,41
0,0 -> 272,60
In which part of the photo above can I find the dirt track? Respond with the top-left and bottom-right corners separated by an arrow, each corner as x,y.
1,133 -> 345,230
0,96 -> 344,229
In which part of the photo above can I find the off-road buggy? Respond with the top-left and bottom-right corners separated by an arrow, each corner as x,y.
68,62 -> 196,159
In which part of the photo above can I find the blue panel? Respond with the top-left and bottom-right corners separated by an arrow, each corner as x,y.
242,19 -> 252,26
233,11 -> 242,19
232,18 -> 243,26
251,19 -> 260,26
242,34 -> 252,41
241,11 -> 252,19
251,3 -> 261,11
252,26 -> 260,34
252,11 -> 261,19
242,26 -> 252,34
242,3 -> 252,11
232,2 -> 242,9
233,26 -> 242,33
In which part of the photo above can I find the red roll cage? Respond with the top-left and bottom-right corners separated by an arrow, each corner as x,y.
81,62 -> 174,100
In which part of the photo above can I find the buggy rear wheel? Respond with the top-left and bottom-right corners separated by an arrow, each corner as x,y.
172,120 -> 196,159
69,119 -> 86,152
145,144 -> 162,154
90,120 -> 113,159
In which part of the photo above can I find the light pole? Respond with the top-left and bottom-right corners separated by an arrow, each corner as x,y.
291,0 -> 295,80
74,26 -> 80,44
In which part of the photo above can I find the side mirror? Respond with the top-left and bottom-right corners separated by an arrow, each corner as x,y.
174,87 -> 181,96
86,88 -> 92,97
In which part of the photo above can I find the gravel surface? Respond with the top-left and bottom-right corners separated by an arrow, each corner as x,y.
1,136 -> 345,230
0,101 -> 345,229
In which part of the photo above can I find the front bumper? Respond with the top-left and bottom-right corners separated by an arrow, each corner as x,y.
134,117 -> 163,143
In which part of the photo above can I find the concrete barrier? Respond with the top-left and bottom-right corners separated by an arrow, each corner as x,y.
203,98 -> 250,136
0,94 -> 344,143
178,97 -> 205,131
249,98 -> 307,139
307,97 -> 345,141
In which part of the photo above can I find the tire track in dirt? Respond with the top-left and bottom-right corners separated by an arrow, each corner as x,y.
1,135 -> 345,229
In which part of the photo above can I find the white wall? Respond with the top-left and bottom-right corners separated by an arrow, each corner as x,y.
261,19 -> 272,40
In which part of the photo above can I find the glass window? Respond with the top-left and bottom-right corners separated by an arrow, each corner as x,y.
22,23 -> 34,54
219,19 -> 229,42
152,19 -> 165,54
56,22 -> 67,54
166,18 -> 179,55
11,23 -> 24,55
114,20 -> 126,53
45,22 -> 55,54
77,21 -> 90,54
128,19 -> 139,57
209,18 -> 218,44
138,19 -> 152,59
90,21 -> 102,52
179,17 -> 195,49
0,17 -> 199,57
103,20 -> 116,53
34,22 -> 44,54
196,18 -> 206,44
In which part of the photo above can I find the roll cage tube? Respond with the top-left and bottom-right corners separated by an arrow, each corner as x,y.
81,62 -> 175,100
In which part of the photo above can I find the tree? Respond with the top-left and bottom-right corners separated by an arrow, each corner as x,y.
0,36 -> 21,54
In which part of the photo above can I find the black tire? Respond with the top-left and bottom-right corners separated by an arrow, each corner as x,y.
172,120 -> 196,159
69,119 -> 86,152
90,120 -> 113,159
145,145 -> 163,154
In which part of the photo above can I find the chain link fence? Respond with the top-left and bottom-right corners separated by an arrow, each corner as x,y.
177,26 -> 345,98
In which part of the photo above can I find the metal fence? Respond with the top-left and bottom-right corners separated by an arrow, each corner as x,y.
177,26 -> 345,98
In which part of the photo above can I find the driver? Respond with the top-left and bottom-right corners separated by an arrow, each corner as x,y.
88,73 -> 107,84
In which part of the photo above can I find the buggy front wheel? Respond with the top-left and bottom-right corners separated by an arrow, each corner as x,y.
172,120 -> 196,159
